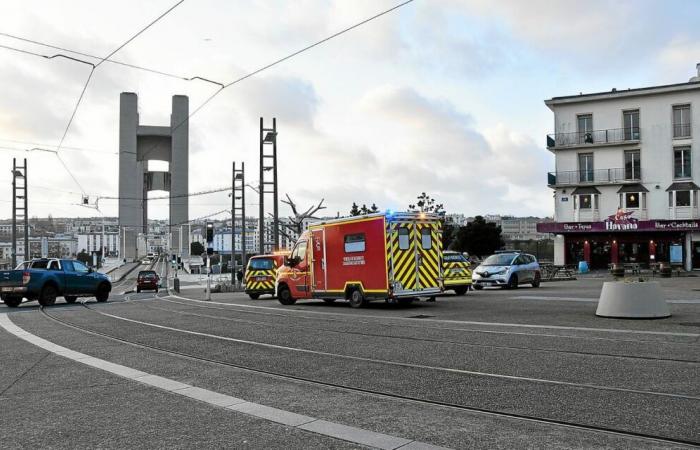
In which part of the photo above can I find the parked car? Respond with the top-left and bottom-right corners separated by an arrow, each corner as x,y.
136,270 -> 160,293
0,258 -> 111,307
472,252 -> 541,290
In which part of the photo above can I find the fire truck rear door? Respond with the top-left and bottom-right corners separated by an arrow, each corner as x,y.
311,228 -> 325,292
388,222 -> 418,292
415,221 -> 441,291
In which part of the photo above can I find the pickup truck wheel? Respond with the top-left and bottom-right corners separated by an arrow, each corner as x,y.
348,289 -> 367,308
64,296 -> 77,304
95,284 -> 110,302
3,296 -> 22,308
38,285 -> 57,306
277,286 -> 296,305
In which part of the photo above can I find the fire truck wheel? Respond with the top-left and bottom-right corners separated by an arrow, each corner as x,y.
323,299 -> 336,303
397,297 -> 413,306
454,286 -> 468,296
348,289 -> 366,308
249,294 -> 260,300
277,286 -> 296,305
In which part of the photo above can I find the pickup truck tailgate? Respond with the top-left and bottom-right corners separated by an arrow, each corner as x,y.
0,270 -> 24,287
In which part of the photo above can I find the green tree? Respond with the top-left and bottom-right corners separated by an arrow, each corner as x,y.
349,202 -> 361,216
452,216 -> 504,257
190,241 -> 205,255
360,204 -> 370,214
409,192 -> 444,215
369,203 -> 379,213
442,222 -> 456,250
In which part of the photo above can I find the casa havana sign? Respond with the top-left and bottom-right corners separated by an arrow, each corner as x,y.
537,209 -> 700,234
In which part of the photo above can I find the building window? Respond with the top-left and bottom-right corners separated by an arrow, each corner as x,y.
344,233 -> 365,253
674,147 -> 691,178
578,194 -> 592,209
577,114 -> 593,144
675,191 -> 691,207
672,104 -> 691,138
625,192 -> 640,209
578,153 -> 594,182
624,150 -> 640,179
623,110 -> 640,140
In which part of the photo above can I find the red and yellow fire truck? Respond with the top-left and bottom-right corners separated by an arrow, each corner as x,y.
275,212 -> 443,308
244,253 -> 287,299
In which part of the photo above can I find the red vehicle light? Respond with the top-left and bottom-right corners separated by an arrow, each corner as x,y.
22,271 -> 30,285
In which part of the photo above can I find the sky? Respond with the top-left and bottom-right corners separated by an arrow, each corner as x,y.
0,0 -> 699,222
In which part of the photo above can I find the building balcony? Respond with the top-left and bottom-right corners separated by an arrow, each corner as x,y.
548,168 -> 642,187
546,127 -> 640,149
574,208 -> 600,222
669,206 -> 700,219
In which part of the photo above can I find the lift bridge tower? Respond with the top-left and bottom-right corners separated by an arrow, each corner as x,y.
118,93 -> 189,261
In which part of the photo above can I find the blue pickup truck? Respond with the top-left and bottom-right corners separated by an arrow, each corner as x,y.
0,258 -> 112,307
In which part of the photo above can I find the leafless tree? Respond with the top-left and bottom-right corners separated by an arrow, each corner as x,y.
273,194 -> 326,240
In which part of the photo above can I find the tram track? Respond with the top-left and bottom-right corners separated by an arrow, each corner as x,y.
129,296 -> 700,364
150,293 -> 700,348
37,304 -> 699,447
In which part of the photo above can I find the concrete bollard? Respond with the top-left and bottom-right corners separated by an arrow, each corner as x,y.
596,281 -> 670,319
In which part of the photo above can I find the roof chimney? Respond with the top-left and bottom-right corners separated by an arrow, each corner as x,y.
690,63 -> 700,82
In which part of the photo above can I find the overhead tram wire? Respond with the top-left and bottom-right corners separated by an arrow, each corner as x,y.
46,0 -> 187,197
139,0 -> 414,160
0,33 -> 224,86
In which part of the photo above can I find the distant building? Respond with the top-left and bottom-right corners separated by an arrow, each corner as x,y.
77,233 -> 119,256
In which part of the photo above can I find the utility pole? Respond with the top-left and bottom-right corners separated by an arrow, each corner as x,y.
12,158 -> 29,267
232,162 -> 246,287
259,117 -> 278,254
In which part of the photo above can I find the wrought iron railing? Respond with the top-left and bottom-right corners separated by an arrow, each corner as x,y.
672,123 -> 691,138
546,127 -> 640,148
547,168 -> 641,186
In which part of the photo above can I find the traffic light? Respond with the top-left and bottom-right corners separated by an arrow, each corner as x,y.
206,222 -> 214,244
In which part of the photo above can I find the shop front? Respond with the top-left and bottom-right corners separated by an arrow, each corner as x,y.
538,218 -> 700,270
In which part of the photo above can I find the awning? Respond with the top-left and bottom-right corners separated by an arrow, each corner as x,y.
666,181 -> 700,192
571,186 -> 601,195
617,183 -> 649,193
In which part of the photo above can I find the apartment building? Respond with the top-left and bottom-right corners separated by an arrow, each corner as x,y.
538,64 -> 700,270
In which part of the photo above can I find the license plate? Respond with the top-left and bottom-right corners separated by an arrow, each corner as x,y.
451,268 -> 463,274
255,276 -> 268,281
1,287 -> 12,292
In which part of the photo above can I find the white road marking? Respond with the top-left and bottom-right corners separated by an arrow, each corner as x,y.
0,313 -> 449,450
164,293 -> 700,338
514,296 -> 700,304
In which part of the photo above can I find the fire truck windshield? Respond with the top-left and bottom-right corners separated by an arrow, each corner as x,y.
249,258 -> 274,270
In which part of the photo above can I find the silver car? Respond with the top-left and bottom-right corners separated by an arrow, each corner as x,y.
472,252 -> 541,290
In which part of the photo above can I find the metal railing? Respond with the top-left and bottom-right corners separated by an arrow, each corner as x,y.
547,168 -> 641,186
672,123 -> 691,138
546,127 -> 640,148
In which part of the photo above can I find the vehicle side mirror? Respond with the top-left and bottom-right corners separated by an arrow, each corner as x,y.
88,267 -> 93,273
287,256 -> 298,267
